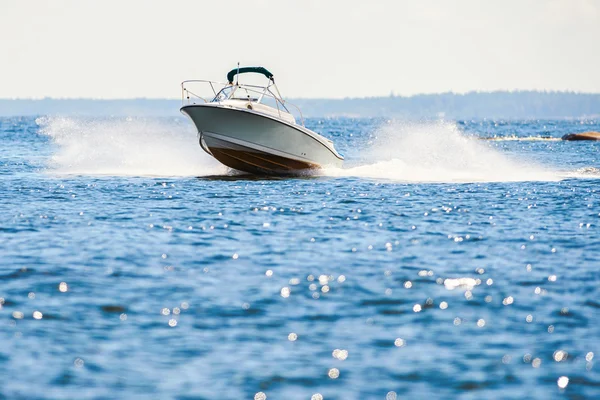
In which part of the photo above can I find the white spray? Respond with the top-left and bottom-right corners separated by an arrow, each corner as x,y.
323,120 -> 560,183
37,116 -> 594,182
37,116 -> 226,177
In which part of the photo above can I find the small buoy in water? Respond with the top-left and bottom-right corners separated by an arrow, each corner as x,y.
562,131 -> 600,141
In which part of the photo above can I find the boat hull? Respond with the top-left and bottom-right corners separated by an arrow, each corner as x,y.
180,104 -> 343,175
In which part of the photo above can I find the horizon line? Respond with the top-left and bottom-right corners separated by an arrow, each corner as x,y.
2,89 -> 600,102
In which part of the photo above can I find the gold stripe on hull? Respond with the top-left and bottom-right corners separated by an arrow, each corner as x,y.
203,136 -> 320,175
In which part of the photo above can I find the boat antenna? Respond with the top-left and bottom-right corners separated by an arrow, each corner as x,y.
235,62 -> 240,86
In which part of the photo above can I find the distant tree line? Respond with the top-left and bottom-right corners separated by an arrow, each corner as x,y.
0,91 -> 598,119
290,91 -> 600,119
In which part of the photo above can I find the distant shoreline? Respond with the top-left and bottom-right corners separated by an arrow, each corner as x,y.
1,91 -> 599,119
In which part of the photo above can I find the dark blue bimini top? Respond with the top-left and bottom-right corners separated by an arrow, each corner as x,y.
227,66 -> 274,84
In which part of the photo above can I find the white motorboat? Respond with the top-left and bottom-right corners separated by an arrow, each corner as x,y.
180,66 -> 344,175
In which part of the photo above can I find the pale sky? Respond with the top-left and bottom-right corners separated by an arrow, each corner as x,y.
1,0 -> 599,99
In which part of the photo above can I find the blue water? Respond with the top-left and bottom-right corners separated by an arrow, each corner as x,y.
1,116 -> 600,399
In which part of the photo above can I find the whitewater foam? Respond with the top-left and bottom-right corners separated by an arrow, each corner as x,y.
322,120 -> 560,183
480,136 -> 562,142
37,116 -> 226,177
38,117 -> 580,183
563,167 -> 600,180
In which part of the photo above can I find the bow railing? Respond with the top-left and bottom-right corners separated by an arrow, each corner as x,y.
181,80 -> 305,127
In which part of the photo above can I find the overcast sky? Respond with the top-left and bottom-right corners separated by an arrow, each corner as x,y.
1,0 -> 599,99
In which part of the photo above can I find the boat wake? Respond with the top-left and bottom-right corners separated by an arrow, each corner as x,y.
322,120 -> 561,183
480,136 -> 562,142
37,116 -> 227,177
37,117 -> 598,182
564,167 -> 600,179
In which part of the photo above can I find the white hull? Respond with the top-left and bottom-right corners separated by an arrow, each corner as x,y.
180,104 -> 344,175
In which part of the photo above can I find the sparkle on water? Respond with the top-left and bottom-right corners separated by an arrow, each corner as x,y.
0,116 -> 599,398
332,349 -> 349,361
254,392 -> 267,400
557,376 -> 569,389
327,368 -> 340,379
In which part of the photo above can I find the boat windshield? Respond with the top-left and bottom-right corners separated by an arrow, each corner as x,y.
213,86 -> 234,102
213,85 -> 262,103
231,86 -> 259,101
